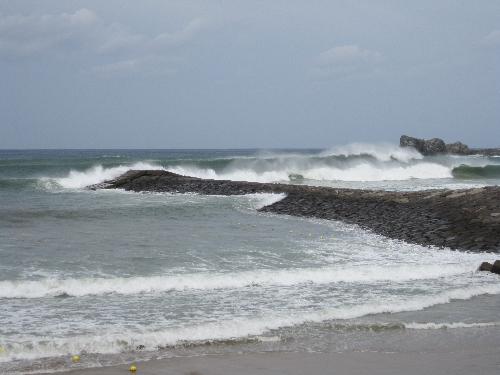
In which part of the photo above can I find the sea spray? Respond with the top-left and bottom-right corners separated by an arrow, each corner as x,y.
30,144 -> 500,188
47,162 -> 164,189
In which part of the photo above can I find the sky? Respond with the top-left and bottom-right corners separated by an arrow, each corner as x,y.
0,0 -> 499,149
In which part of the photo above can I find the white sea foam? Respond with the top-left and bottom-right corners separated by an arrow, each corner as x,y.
37,143 -> 495,188
320,143 -> 424,162
405,321 -> 500,330
42,162 -> 164,189
241,193 -> 287,210
2,283 -> 500,363
34,143 -> 500,192
300,162 -> 451,181
0,263 -> 484,299
166,163 -> 452,183
166,165 -> 291,183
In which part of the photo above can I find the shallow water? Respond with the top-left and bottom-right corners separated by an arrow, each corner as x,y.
1,147 -> 499,373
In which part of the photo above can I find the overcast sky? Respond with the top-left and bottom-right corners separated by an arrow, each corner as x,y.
1,0 -> 499,148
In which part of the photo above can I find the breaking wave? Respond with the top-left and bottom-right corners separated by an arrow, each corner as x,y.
2,283 -> 500,363
320,143 -> 424,162
31,143 -> 500,190
0,263 -> 484,299
166,162 -> 453,183
452,164 -> 500,179
40,162 -> 164,189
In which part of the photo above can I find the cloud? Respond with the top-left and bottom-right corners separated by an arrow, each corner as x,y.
92,56 -> 179,76
312,44 -> 383,78
153,18 -> 206,48
317,45 -> 383,66
481,30 -> 500,47
0,8 -> 98,56
0,8 -> 207,75
98,17 -> 206,55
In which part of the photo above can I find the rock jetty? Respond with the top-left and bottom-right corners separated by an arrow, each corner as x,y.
400,135 -> 500,156
90,170 -> 500,253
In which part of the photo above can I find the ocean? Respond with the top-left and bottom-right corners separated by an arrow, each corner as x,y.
1,145 -> 500,374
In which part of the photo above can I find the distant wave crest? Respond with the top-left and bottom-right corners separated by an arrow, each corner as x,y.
32,143 -> 500,189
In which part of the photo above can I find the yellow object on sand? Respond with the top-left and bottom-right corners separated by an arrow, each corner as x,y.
71,355 -> 80,363
129,364 -> 137,372
0,346 -> 5,353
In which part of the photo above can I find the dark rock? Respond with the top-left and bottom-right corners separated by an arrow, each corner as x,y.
400,135 -> 446,155
423,138 -> 447,154
478,262 -> 493,272
492,260 -> 500,274
479,260 -> 500,274
446,142 -> 470,155
400,135 -> 500,156
400,135 -> 425,152
400,135 -> 473,155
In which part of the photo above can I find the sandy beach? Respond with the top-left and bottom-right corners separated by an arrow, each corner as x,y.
48,348 -> 500,375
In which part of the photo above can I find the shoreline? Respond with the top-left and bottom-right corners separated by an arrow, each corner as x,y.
44,348 -> 500,375
91,170 -> 500,252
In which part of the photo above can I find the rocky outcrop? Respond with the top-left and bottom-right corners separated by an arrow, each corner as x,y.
400,135 -> 465,155
470,148 -> 500,156
446,142 -> 470,155
89,170 -> 500,253
478,260 -> 500,274
401,135 -> 500,156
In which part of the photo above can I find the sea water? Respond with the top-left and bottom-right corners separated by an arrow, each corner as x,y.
1,146 -> 500,373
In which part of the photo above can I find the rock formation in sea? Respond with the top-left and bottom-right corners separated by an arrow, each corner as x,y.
400,135 -> 466,155
400,135 -> 500,156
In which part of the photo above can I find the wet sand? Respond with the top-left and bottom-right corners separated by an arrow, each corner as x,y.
49,348 -> 500,375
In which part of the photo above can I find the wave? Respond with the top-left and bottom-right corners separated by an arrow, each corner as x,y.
320,143 -> 423,162
405,321 -> 500,330
2,283 -> 500,363
452,164 -> 500,179
166,162 -> 453,183
31,144 -> 500,189
40,162 -> 164,190
164,145 -> 449,182
0,263 -> 483,299
327,320 -> 500,332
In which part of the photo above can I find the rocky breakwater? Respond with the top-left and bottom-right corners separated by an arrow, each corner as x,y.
90,170 -> 500,253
